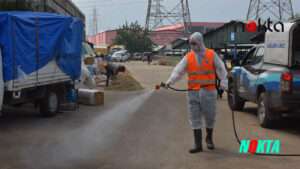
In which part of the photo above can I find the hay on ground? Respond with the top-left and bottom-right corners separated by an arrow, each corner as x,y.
97,70 -> 144,91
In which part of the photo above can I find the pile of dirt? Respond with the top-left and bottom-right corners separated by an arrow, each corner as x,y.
97,70 -> 144,91
158,61 -> 172,66
159,56 -> 182,66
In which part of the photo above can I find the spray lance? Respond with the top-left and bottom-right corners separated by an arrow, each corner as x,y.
155,83 -> 167,90
154,82 -> 300,156
155,82 -> 190,92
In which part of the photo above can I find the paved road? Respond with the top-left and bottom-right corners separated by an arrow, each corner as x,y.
1,61 -> 300,169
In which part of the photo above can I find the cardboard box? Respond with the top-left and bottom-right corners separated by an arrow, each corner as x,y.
84,57 -> 95,65
78,89 -> 104,105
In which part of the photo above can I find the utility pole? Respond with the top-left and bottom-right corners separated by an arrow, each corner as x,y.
44,0 -> 47,12
15,0 -> 18,11
88,5 -> 100,44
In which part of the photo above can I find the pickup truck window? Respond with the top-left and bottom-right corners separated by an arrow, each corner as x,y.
292,26 -> 300,65
294,51 -> 300,65
252,47 -> 264,65
242,47 -> 256,65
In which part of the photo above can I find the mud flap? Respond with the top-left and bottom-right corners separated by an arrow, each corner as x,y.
266,96 -> 282,120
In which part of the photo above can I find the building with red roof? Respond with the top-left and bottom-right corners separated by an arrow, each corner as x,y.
88,22 -> 225,47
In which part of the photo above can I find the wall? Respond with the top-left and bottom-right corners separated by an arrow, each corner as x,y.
88,30 -> 117,46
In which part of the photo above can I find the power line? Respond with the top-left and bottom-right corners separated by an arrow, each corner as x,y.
73,0 -> 146,6
73,0 -> 144,4
78,2 -> 146,9
76,2 -> 146,9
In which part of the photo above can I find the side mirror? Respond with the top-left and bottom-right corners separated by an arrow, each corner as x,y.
231,59 -> 240,67
246,60 -> 252,65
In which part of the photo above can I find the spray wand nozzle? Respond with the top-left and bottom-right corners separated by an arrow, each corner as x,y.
155,82 -> 168,90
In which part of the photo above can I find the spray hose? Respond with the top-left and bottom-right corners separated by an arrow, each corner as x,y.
155,82 -> 300,156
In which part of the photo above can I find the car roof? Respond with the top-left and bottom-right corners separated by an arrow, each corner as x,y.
257,43 -> 264,47
114,51 -> 124,54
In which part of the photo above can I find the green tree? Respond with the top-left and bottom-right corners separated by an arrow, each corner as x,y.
289,13 -> 300,21
294,13 -> 300,20
113,21 -> 156,54
0,0 -> 34,11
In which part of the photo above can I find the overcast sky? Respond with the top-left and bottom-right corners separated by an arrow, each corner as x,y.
71,0 -> 300,35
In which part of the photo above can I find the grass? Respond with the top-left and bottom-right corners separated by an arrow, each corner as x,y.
97,70 -> 144,91
160,56 -> 183,66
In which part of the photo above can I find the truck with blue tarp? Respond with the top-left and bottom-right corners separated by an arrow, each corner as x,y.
228,21 -> 300,128
0,12 -> 82,116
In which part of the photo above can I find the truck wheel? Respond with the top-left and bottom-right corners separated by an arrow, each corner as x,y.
257,92 -> 274,128
12,103 -> 23,107
228,82 -> 245,111
39,90 -> 58,117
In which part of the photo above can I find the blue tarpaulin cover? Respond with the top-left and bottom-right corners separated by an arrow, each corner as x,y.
0,11 -> 82,82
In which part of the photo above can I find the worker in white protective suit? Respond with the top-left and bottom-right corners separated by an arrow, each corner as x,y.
165,32 -> 228,153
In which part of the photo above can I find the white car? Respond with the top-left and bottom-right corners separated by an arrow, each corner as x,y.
133,53 -> 142,60
111,51 -> 128,62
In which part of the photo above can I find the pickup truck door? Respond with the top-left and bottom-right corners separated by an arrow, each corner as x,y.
238,47 -> 257,100
249,47 -> 265,101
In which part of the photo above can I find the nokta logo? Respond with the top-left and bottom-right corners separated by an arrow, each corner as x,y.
234,18 -> 284,33
239,140 -> 280,154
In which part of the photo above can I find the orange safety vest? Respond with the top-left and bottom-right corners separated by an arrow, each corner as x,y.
187,49 -> 216,90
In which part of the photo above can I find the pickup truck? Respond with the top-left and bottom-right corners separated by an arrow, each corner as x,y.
228,21 -> 300,128
0,12 -> 82,117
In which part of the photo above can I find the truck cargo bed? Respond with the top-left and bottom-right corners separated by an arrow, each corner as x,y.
5,61 -> 71,91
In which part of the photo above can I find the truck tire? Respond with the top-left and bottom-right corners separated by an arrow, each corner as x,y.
12,103 -> 23,107
228,82 -> 245,111
257,92 -> 275,128
39,90 -> 58,117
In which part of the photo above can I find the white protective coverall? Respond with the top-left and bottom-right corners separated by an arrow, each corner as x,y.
166,32 -> 228,129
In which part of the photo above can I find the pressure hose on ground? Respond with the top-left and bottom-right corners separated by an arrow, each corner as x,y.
155,82 -> 300,156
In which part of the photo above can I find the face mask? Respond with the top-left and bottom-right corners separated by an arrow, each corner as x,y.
191,45 -> 200,53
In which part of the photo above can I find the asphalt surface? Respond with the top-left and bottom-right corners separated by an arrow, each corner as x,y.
1,61 -> 300,169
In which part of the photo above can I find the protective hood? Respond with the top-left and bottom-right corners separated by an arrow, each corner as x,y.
189,32 -> 206,55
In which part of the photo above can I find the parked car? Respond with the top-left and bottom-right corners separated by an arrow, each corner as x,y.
111,51 -> 128,62
174,51 -> 183,56
165,51 -> 183,56
133,53 -> 142,60
228,21 -> 300,128
165,51 -> 173,56
142,52 -> 152,62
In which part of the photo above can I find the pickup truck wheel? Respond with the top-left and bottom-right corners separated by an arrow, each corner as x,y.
258,92 -> 274,128
228,82 -> 245,111
39,90 -> 58,117
12,103 -> 23,107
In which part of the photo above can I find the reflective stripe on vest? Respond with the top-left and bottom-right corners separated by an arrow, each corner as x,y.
188,79 -> 216,84
188,70 -> 215,76
187,49 -> 216,90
